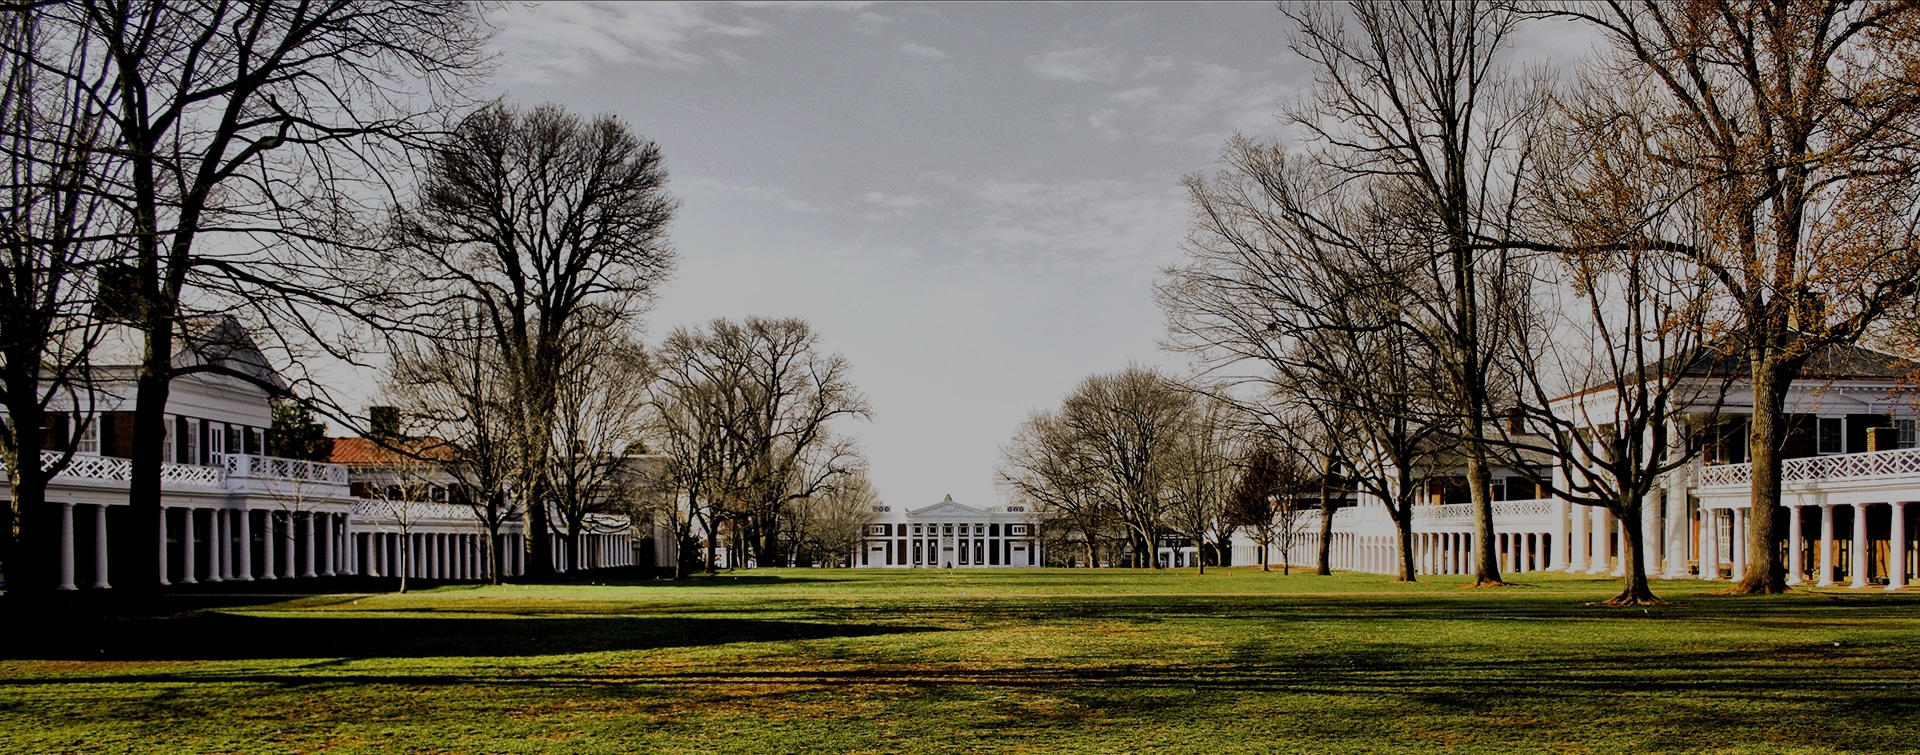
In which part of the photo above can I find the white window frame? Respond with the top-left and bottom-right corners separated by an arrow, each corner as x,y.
1899,419 -> 1916,450
74,414 -> 99,455
1818,417 -> 1844,455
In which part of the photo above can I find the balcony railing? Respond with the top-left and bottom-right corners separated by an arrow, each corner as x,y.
351,498 -> 474,522
1699,447 -> 1920,487
13,450 -> 228,487
1407,499 -> 1554,523
5,450 -> 346,489
221,452 -> 349,485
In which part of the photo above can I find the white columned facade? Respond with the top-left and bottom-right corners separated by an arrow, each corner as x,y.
1889,502 -> 1908,591
1642,497 -> 1663,576
91,504 -> 110,589
261,512 -> 276,579
1850,502 -> 1871,589
1787,505 -> 1805,586
56,502 -> 77,591
1818,505 -> 1837,587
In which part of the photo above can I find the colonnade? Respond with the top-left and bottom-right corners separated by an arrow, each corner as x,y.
50,502 -> 643,590
149,506 -> 356,586
1700,501 -> 1914,590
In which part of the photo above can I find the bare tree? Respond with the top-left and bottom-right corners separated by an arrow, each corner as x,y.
393,102 -> 678,579
386,308 -> 522,584
20,0 -> 489,593
649,317 -> 868,570
548,326 -> 652,571
1046,366 -> 1190,569
1163,390 -> 1240,574
1543,0 -> 1920,595
999,409 -> 1116,568
1277,0 -> 1550,587
1160,138 -> 1452,582
0,8 -> 115,591
787,469 -> 879,567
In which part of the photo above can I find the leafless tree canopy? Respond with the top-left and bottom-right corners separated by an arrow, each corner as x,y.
393,101 -> 677,577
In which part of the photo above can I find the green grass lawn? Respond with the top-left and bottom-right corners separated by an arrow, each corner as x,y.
3,569 -> 1918,754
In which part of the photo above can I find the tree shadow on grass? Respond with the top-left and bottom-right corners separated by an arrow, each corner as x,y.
0,613 -> 935,662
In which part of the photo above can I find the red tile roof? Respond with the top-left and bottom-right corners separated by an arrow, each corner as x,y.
327,436 -> 459,465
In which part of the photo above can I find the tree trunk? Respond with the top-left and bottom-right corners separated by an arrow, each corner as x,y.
524,475 -> 554,578
1393,502 -> 1416,582
125,349 -> 173,597
1465,415 -> 1504,587
2,370 -> 50,591
1732,361 -> 1789,594
1317,480 -> 1335,576
1603,502 -> 1664,605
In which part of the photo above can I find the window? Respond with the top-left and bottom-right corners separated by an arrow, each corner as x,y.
74,415 -> 98,455
185,419 -> 201,464
869,524 -> 888,537
1818,417 -> 1844,454
912,523 -> 923,536
1900,419 -> 1916,449
1008,524 -> 1028,537
162,415 -> 174,462
942,523 -> 953,537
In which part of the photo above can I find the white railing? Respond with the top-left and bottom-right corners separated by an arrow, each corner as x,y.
352,498 -> 474,522
1701,447 -> 1920,487
1414,503 -> 1473,522
11,450 -> 229,488
222,452 -> 349,485
1493,498 -> 1554,518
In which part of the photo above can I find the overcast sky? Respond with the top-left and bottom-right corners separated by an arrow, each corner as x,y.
480,2 -> 1588,511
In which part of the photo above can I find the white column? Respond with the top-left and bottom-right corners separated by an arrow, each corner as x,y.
181,508 -> 199,585
1730,508 -> 1747,582
1700,509 -> 1719,581
1888,502 -> 1908,591
281,512 -> 297,578
1643,495 -> 1663,576
1568,501 -> 1589,572
1851,503 -> 1872,589
1787,505 -> 1805,586
207,509 -> 225,583
1818,505 -> 1837,586
1587,508 -> 1608,574
318,513 -> 335,577
157,507 -> 170,586
56,502 -> 77,591
301,512 -> 317,578
90,504 -> 111,589
1663,486 -> 1688,579
236,509 -> 253,581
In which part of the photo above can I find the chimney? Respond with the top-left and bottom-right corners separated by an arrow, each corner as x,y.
368,406 -> 400,439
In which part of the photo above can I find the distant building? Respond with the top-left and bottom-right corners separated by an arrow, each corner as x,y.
858,495 -> 1041,568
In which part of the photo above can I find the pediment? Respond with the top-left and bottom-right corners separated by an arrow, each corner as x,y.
908,501 -> 984,518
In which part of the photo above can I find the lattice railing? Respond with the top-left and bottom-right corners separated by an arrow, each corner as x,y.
1494,498 -> 1554,518
351,499 -> 473,522
1414,503 -> 1474,522
16,451 -> 228,487
1700,447 -> 1920,487
224,453 -> 349,484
